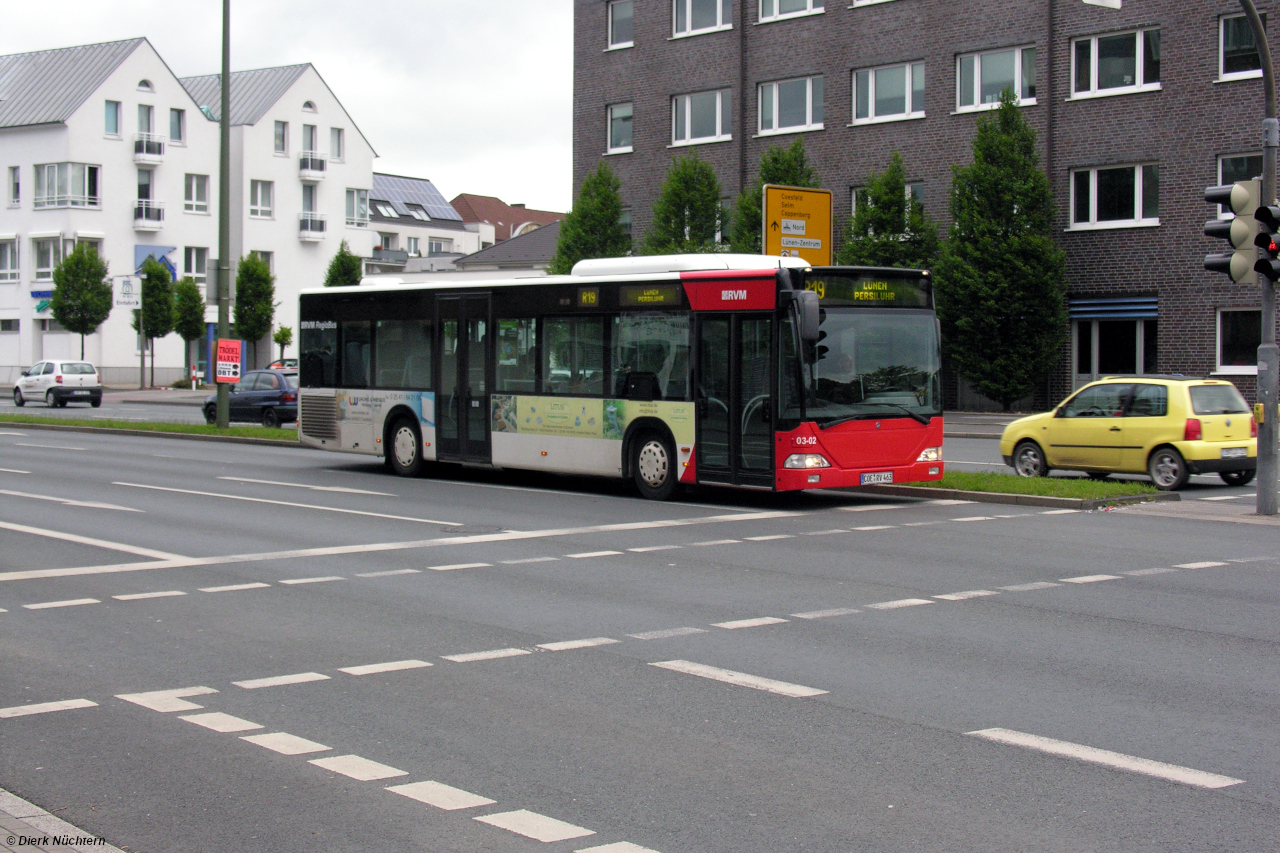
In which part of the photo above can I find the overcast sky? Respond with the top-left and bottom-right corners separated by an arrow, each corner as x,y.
0,1 -> 574,212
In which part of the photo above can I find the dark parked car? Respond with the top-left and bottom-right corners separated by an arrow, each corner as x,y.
204,369 -> 298,427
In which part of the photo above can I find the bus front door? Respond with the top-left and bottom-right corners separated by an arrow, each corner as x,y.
696,314 -> 774,488
438,296 -> 491,464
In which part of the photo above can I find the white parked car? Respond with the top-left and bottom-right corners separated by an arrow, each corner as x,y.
13,360 -> 103,408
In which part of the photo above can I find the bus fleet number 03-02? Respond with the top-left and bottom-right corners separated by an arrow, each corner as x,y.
794,435 -> 818,446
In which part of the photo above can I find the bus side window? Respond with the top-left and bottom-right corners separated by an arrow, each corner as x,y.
300,322 -> 337,387
375,319 -> 432,390
496,318 -> 538,394
612,312 -> 690,400
340,320 -> 372,388
543,316 -> 604,396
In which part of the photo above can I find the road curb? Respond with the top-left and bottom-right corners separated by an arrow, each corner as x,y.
0,420 -> 302,448
841,483 -> 1180,510
944,431 -> 1002,440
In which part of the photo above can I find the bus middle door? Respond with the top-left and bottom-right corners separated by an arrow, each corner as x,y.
695,312 -> 774,488
438,295 -> 491,464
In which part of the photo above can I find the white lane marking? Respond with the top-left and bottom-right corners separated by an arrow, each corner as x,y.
218,476 -> 395,496
854,525 -> 895,531
1124,568 -> 1179,576
745,534 -> 793,541
0,509 -> 801,583
1060,574 -> 1122,584
0,520 -> 183,561
113,590 -> 186,600
1175,561 -> 1227,569
951,516 -> 995,522
840,503 -> 908,512
474,809 -> 596,843
180,711 -> 263,733
199,582 -> 270,593
501,556 -> 560,564
1001,582 -> 1061,592
791,607 -> 860,619
117,686 -> 217,713
538,637 -> 619,651
1199,495 -> 1247,501
628,545 -> 681,552
866,598 -> 933,610
386,780 -> 496,810
650,659 -> 827,698
577,844 -> 663,853
113,482 -> 463,527
712,616 -> 787,629
966,728 -> 1244,789
0,431 -> 28,435
627,626 -> 707,640
309,754 -> 408,781
933,590 -> 1000,601
278,576 -> 345,585
0,488 -> 141,512
927,499 -> 974,506
902,521 -> 945,527
804,529 -> 847,535
565,550 -> 623,558
15,442 -> 85,451
233,672 -> 330,690
339,660 -> 432,676
355,569 -> 421,577
23,598 -> 98,610
689,539 -> 739,546
428,562 -> 491,571
1041,509 -> 1080,515
0,467 -> 31,474
0,698 -> 97,719
442,648 -> 530,663
242,732 -> 332,755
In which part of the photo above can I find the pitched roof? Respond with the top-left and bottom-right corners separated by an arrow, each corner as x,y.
449,194 -> 564,242
179,64 -> 309,126
454,220 -> 560,269
0,38 -> 145,129
373,173 -> 462,222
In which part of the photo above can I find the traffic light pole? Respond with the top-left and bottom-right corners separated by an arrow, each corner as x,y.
215,0 -> 231,429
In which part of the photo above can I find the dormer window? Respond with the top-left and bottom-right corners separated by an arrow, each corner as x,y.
303,101 -> 317,112
137,79 -> 154,92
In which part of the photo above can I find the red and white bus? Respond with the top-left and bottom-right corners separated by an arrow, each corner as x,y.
297,254 -> 943,499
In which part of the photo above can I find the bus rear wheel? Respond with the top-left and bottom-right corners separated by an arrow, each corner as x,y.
632,431 -> 678,501
388,416 -> 426,477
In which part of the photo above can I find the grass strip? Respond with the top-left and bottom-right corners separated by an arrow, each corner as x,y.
905,470 -> 1158,499
0,413 -> 297,442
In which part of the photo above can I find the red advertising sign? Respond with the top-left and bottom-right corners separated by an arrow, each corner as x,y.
680,273 -> 777,311
215,339 -> 242,383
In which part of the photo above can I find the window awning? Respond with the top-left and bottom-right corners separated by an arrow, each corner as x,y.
1068,296 -> 1158,320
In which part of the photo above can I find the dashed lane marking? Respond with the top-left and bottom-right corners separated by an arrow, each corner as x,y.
0,520 -> 183,562
0,488 -> 141,512
790,607 -> 860,619
0,467 -> 31,474
1175,561 -> 1228,569
627,545 -> 681,552
967,728 -> 1244,790
538,637 -> 619,651
442,648 -> 530,663
934,590 -> 1000,601
576,843 -> 663,853
689,539 -> 740,546
1041,509 -> 1080,515
217,476 -> 395,496
839,503 -> 910,512
180,712 -> 263,733
199,582 -> 270,593
712,616 -> 787,629
866,598 -> 934,610
951,516 -> 995,522
233,672 -> 331,690
113,590 -> 186,600
117,687 -> 217,713
566,550 -> 624,558
500,556 -> 559,564
310,754 -> 408,781
0,699 -> 97,719
853,525 -> 895,531
650,660 -> 828,698
901,521 -> 945,527
355,569 -> 421,577
386,780 -> 496,810
0,431 -> 28,435
804,529 -> 848,535
626,627 -> 706,640
23,598 -> 98,610
927,499 -> 975,506
339,660 -> 432,676
15,442 -> 84,451
1001,582 -> 1061,592
1061,574 -> 1122,584
1125,568 -> 1179,576
242,732 -> 332,755
745,534 -> 793,541
474,809 -> 596,843
279,576 -> 346,585
428,562 -> 491,571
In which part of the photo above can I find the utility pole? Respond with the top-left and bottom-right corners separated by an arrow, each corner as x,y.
215,0 -> 232,428
138,285 -> 145,390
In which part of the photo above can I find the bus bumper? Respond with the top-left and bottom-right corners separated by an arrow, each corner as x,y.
775,461 -> 945,492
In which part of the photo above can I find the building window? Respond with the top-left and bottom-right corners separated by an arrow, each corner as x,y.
33,238 -> 60,282
374,202 -> 398,218
303,124 -> 318,154
251,250 -> 273,273
0,319 -> 17,332
673,0 -> 731,37
170,108 -> 185,143
609,0 -> 634,47
851,181 -> 924,215
7,166 -> 17,206
672,89 -> 732,145
137,79 -> 153,92
1221,14 -> 1266,80
619,208 -> 632,242
330,128 -> 344,161
1070,164 -> 1158,229
274,120 -> 288,154
853,62 -> 923,123
428,237 -> 453,254
250,180 -> 274,218
406,236 -> 420,256
1218,154 -> 1263,217
138,103 -> 153,134
34,163 -> 100,208
346,188 -> 369,226
105,101 -> 121,136
0,241 -> 17,282
184,247 -> 208,284
1072,29 -> 1160,97
759,76 -> 823,134
759,0 -> 823,22
378,233 -> 397,251
608,103 -> 634,153
184,174 -> 209,213
407,207 -> 429,221
957,46 -> 1036,110
303,100 -> 317,112
1218,309 -> 1261,372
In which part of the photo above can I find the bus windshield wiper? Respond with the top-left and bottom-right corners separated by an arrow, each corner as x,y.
818,403 -> 932,428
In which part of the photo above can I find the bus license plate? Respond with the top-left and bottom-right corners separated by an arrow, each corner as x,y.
861,472 -> 893,485
73,390 -> 89,395
1221,447 -> 1247,459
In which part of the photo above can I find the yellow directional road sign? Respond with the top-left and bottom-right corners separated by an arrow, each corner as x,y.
763,184 -> 832,266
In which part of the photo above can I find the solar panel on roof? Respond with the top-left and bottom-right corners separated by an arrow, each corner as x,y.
372,174 -> 462,221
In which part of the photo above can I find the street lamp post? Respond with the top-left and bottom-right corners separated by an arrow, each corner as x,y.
215,0 -> 231,429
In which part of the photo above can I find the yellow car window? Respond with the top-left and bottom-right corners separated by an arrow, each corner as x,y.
1062,384 -> 1130,418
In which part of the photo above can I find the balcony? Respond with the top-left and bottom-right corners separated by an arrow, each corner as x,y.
299,151 -> 326,181
33,194 -> 101,210
370,247 -> 408,266
134,199 -> 164,231
299,212 -> 327,241
134,133 -> 165,164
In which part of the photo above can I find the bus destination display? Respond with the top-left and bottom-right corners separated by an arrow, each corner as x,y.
620,284 -> 682,307
802,273 -> 931,308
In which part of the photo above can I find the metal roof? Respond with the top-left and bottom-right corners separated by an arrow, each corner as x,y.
0,38 -> 145,129
179,64 -> 309,126
455,220 -> 561,269
372,173 -> 462,222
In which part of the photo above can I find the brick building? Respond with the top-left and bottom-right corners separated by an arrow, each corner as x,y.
573,0 -> 1280,407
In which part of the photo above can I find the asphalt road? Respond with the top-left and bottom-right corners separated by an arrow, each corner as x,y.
0,430 -> 1277,852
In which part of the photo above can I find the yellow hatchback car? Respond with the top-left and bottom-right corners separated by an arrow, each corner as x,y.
1000,377 -> 1257,490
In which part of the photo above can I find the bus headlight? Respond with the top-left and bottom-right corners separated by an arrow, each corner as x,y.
784,454 -> 831,469
917,447 -> 942,462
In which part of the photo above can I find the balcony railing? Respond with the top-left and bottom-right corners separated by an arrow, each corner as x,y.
134,133 -> 165,162
134,199 -> 164,229
299,151 -> 327,179
370,247 -> 408,265
33,194 -> 101,209
299,212 -> 327,240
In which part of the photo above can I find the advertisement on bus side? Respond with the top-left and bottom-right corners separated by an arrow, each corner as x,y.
337,389 -> 436,428
492,395 -> 694,445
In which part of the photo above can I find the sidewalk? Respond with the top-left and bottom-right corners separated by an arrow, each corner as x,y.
0,788 -> 125,853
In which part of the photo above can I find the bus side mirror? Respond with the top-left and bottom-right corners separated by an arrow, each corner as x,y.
796,290 -> 820,342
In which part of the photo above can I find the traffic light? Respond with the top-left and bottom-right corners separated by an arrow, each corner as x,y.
1255,202 -> 1280,281
1204,179 -> 1261,286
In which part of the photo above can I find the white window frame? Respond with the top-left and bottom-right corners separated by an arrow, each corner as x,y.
330,127 -> 344,162
428,237 -> 453,254
375,202 -> 398,218
184,173 -> 209,214
184,246 -> 208,284
33,238 -> 59,282
671,89 -> 732,146
608,0 -> 634,49
851,0 -> 897,6
346,188 -> 370,227
758,76 -> 823,135
852,62 -> 924,125
956,46 -> 1037,112
406,236 -> 420,256
758,0 -> 824,24
607,102 -> 634,153
249,180 -> 274,218
33,163 -> 100,209
1216,308 -> 1262,375
671,0 -> 732,38
1071,29 -> 1161,99
1068,163 -> 1159,231
1220,13 -> 1266,82
0,240 -> 18,282
251,250 -> 273,273
1217,153 -> 1263,219
850,182 -> 924,216
274,120 -> 288,155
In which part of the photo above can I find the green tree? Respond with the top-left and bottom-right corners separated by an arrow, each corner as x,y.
642,153 -> 724,255
173,276 -> 207,386
273,325 -> 294,362
729,139 -> 821,254
934,91 -> 1067,411
50,243 -> 112,359
233,254 -> 276,369
324,239 -> 364,287
836,152 -> 939,269
130,257 -> 174,387
548,161 -> 630,274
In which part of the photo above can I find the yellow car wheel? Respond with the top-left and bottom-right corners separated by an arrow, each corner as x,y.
1013,441 -> 1048,477
1147,447 -> 1188,491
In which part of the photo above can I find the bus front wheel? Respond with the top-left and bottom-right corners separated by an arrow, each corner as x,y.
633,431 -> 678,501
388,417 -> 426,477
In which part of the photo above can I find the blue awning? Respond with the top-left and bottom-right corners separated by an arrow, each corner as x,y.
1068,296 -> 1158,320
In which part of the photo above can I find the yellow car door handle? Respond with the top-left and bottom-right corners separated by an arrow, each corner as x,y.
1109,426 -> 1121,432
